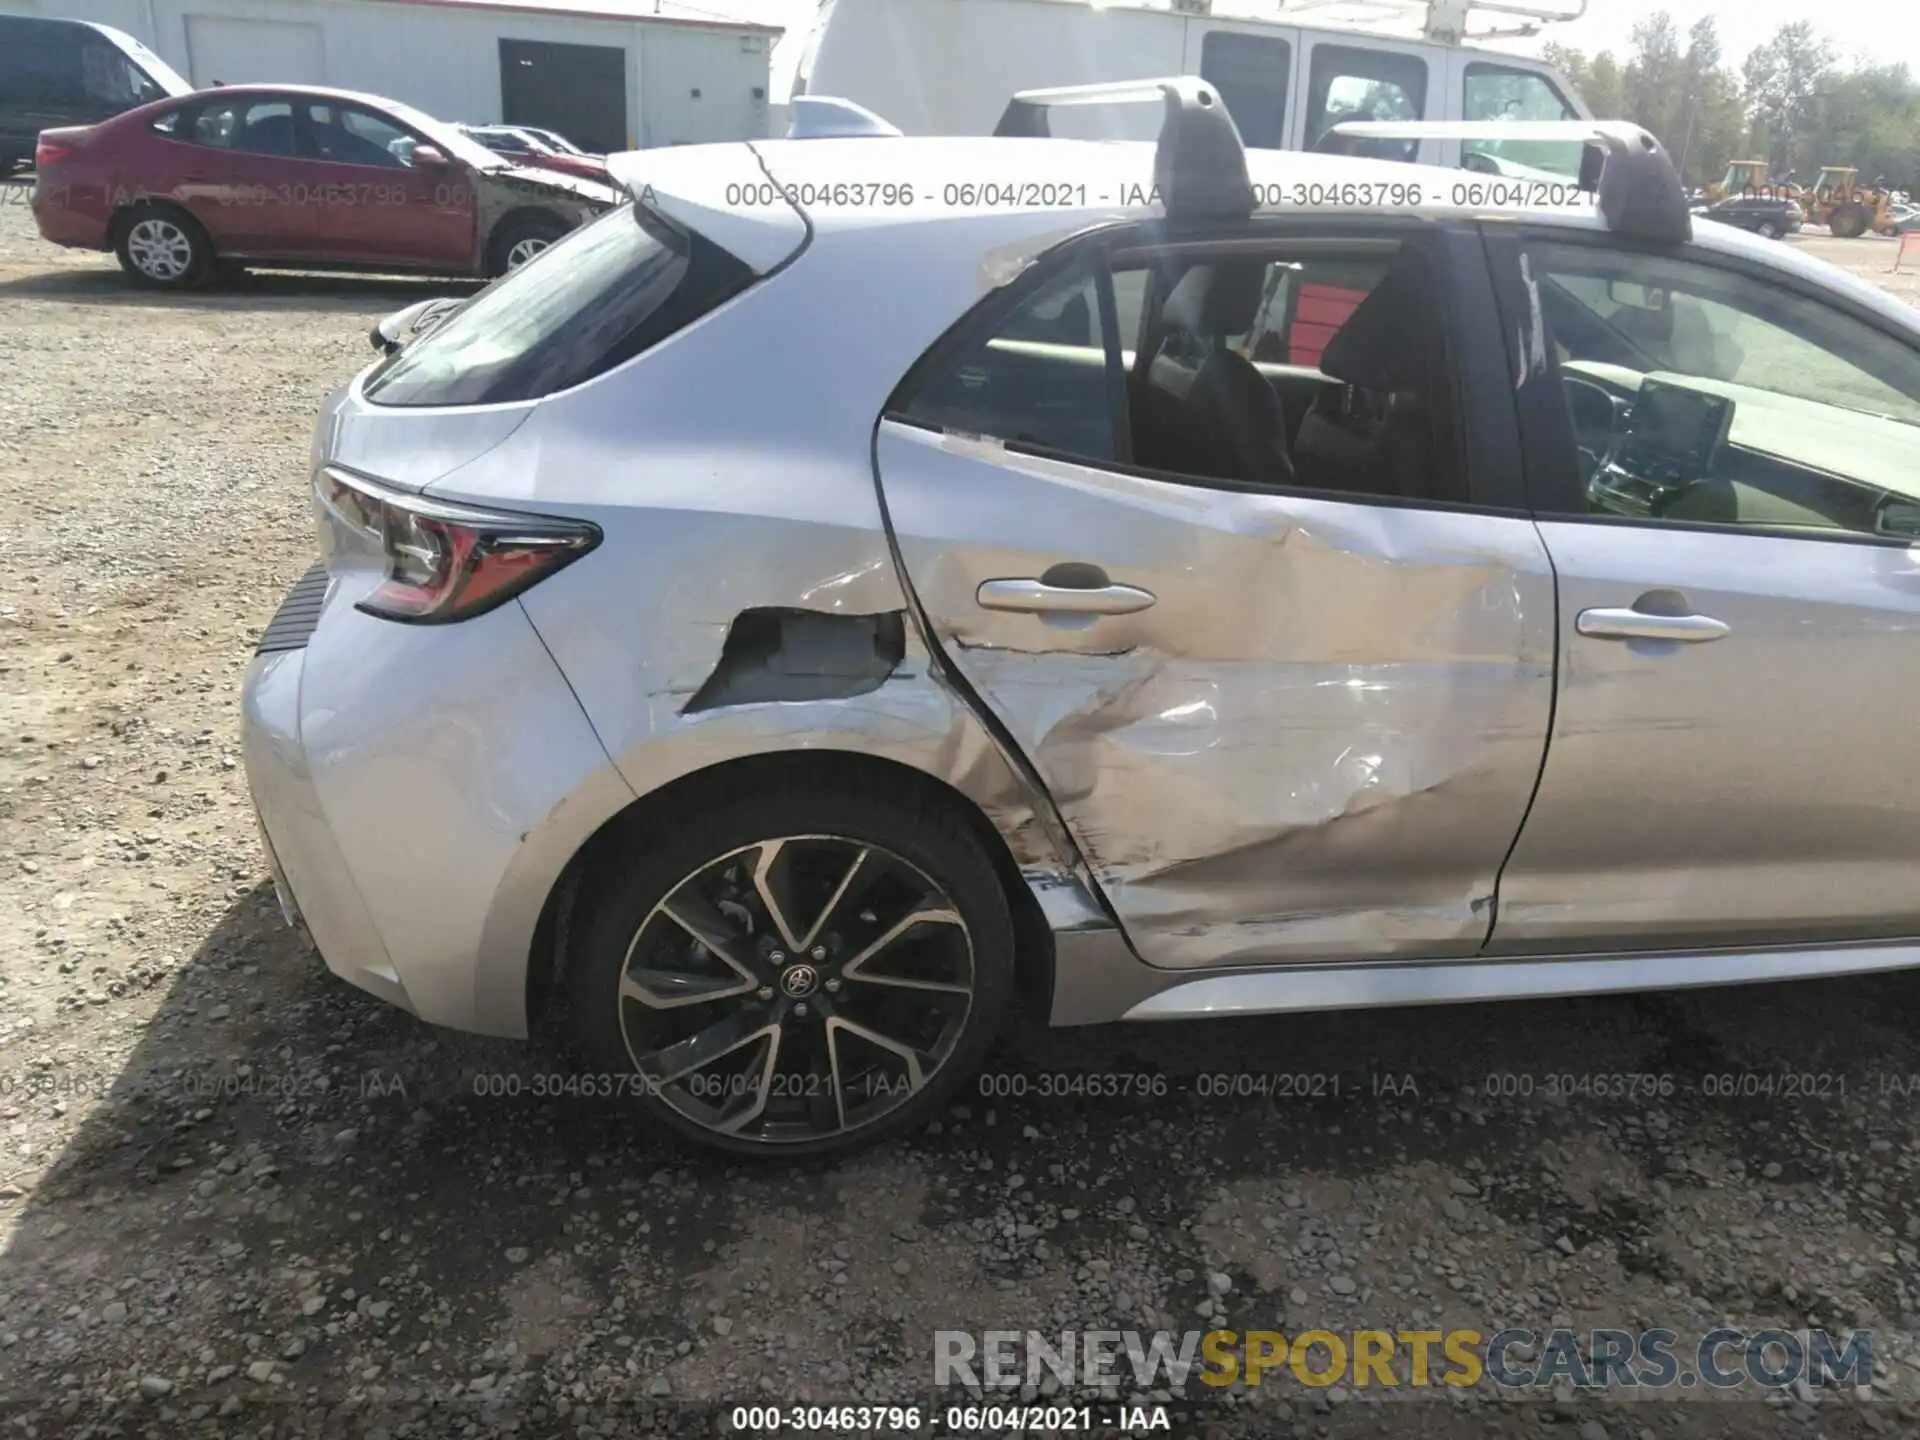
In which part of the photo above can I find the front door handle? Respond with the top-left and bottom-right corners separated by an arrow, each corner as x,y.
1576,607 -> 1730,643
976,578 -> 1157,615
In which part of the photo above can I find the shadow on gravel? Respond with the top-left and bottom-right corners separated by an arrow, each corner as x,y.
4,880 -> 1918,1435
0,267 -> 481,311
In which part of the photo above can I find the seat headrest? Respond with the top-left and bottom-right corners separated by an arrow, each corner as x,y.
1319,247 -> 1434,392
1162,262 -> 1267,339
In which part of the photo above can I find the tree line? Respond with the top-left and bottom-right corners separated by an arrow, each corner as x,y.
1544,16 -> 1920,190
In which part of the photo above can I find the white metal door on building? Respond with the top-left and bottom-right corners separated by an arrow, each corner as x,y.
184,15 -> 325,87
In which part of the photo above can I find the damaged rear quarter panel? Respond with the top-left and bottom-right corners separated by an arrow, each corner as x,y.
459,220 -> 1099,885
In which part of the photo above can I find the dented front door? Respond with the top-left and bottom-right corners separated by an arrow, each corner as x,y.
872,431 -> 1557,970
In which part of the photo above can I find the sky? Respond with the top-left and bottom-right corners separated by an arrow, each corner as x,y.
733,0 -> 1920,98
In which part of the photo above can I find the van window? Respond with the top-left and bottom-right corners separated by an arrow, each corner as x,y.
1462,64 -> 1582,180
1305,46 -> 1427,163
0,20 -> 85,107
1198,31 -> 1291,150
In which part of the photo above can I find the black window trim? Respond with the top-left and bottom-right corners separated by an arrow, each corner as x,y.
1484,221 -> 1920,549
883,214 -> 1531,517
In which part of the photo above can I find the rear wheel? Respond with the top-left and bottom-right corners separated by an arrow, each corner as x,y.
484,211 -> 569,277
567,775 -> 1016,1158
1830,204 -> 1870,239
114,204 -> 213,288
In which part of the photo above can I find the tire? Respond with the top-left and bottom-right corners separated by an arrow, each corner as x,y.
484,210 -> 570,277
113,203 -> 214,289
567,771 -> 1016,1159
1757,221 -> 1782,239
1830,204 -> 1870,239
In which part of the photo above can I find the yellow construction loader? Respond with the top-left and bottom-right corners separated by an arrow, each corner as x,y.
1804,166 -> 1896,237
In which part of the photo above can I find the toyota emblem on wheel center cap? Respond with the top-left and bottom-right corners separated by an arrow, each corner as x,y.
779,964 -> 821,998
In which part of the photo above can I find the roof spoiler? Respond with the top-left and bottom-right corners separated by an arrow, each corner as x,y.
786,95 -> 903,140
1331,119 -> 1692,244
994,76 -> 1252,221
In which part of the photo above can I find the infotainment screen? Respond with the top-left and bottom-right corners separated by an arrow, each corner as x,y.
1620,379 -> 1735,476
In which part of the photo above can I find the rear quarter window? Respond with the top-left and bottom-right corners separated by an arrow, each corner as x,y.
361,204 -> 754,408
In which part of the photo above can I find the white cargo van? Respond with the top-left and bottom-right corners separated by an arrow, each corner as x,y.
791,0 -> 1594,175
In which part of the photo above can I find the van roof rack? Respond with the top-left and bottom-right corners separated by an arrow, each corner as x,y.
1332,119 -> 1692,243
994,76 -> 1253,220
1272,0 -> 1588,45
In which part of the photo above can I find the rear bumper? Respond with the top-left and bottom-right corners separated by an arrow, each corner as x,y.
241,563 -> 635,1037
31,187 -> 110,250
242,636 -> 416,1017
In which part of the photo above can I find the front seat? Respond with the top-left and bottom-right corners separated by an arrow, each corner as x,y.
1136,262 -> 1292,486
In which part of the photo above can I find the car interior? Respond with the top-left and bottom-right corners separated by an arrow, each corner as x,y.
1541,272 -> 1920,535
904,240 -> 1463,506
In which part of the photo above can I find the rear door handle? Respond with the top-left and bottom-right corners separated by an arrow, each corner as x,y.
1576,608 -> 1730,643
976,578 -> 1157,615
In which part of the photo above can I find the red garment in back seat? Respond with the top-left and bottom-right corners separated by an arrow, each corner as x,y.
1289,284 -> 1368,367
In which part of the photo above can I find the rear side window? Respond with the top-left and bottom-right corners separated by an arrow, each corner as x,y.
362,205 -> 754,408
1199,31 -> 1291,150
190,100 -> 297,155
902,270 -> 1117,461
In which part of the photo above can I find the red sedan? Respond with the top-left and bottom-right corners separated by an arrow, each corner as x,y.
31,84 -> 622,287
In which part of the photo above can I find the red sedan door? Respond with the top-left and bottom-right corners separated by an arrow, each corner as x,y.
158,96 -> 320,257
293,100 -> 476,271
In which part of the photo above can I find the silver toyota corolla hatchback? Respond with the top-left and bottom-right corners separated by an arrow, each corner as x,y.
244,84 -> 1920,1156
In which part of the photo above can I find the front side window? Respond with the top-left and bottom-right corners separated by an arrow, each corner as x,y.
1462,64 -> 1582,181
896,236 -> 1465,506
1199,31 -> 1291,150
1533,241 -> 1920,537
1305,46 -> 1426,163
305,104 -> 413,168
79,41 -> 156,106
363,206 -> 753,407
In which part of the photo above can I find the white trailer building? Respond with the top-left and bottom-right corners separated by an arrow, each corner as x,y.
0,0 -> 781,150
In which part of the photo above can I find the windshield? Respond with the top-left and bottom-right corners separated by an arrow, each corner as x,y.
93,27 -> 191,96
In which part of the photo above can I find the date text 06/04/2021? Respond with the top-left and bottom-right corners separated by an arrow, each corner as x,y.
726,1403 -> 1171,1433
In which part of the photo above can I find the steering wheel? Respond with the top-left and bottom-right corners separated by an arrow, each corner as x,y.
1563,376 -> 1628,483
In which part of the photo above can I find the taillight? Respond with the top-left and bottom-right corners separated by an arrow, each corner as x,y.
316,467 -> 598,624
35,140 -> 74,168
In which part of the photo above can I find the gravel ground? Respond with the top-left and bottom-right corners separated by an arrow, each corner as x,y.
5,189 -> 1920,1439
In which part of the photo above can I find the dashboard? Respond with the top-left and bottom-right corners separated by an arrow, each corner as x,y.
1560,362 -> 1920,539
